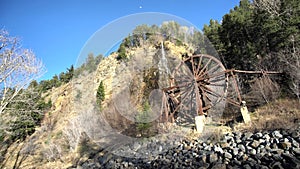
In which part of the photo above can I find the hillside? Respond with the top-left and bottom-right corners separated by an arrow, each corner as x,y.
1,6 -> 300,167
0,38 -> 195,168
1,33 -> 299,168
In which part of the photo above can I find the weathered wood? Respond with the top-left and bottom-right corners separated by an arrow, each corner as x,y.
160,54 -> 279,133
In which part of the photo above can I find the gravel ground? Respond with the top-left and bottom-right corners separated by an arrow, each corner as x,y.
71,126 -> 300,169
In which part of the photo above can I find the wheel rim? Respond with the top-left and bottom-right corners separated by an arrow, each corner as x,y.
163,54 -> 227,123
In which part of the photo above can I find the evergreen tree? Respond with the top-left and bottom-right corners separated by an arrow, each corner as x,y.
96,81 -> 105,106
203,19 -> 224,56
28,80 -> 38,89
220,0 -> 257,70
86,53 -> 96,72
59,72 -> 67,83
117,43 -> 127,60
6,86 -> 51,141
39,80 -> 52,92
202,0 -> 299,96
65,65 -> 74,82
51,74 -> 61,87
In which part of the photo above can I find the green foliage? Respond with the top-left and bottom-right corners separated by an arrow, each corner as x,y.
29,80 -> 38,88
51,75 -> 61,88
219,0 -> 257,70
9,117 -> 36,141
74,53 -> 103,76
117,21 -> 207,59
175,39 -> 184,46
116,43 -> 127,60
202,0 -> 299,95
37,99 -> 52,111
123,36 -> 131,48
161,21 -> 180,38
96,81 -> 105,106
0,129 -> 4,142
59,65 -> 74,83
136,101 -> 153,136
5,85 -> 52,141
38,64 -> 78,92
203,20 -> 224,56
58,72 -> 66,83
65,65 -> 74,81
39,80 -> 52,92
203,0 -> 299,69
37,53 -> 104,93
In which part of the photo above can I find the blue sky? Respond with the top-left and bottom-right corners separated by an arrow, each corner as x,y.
0,0 -> 240,80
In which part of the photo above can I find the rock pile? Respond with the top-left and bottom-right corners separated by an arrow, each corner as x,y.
74,128 -> 300,169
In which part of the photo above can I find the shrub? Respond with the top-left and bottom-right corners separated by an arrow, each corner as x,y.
136,102 -> 154,137
9,118 -> 36,141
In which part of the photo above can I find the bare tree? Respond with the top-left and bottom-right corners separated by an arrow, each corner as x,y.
278,38 -> 300,100
63,108 -> 104,151
248,76 -> 280,105
0,29 -> 46,114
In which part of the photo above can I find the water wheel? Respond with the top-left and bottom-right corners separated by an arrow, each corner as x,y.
161,54 -> 227,123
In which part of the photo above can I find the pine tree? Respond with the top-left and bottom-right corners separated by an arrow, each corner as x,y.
203,19 -> 224,56
117,43 -> 127,60
51,74 -> 61,87
6,86 -> 51,141
65,65 -> 74,82
96,81 -> 105,106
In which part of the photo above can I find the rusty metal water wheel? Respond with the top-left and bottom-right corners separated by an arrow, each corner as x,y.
161,54 -> 227,124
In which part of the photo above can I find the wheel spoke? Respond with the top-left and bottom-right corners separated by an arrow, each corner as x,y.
195,55 -> 203,77
201,85 -> 224,101
170,88 -> 193,114
201,89 -> 212,102
199,71 -> 225,81
165,54 -> 226,123
197,58 -> 212,78
174,76 -> 191,84
199,63 -> 221,78
163,81 -> 191,92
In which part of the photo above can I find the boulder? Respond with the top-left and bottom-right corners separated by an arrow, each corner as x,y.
273,130 -> 283,139
250,140 -> 260,148
224,152 -> 233,159
208,153 -> 219,163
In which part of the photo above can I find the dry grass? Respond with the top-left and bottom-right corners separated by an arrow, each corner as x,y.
234,98 -> 300,132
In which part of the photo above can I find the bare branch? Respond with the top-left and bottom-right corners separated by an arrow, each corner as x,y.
0,29 -> 46,114
278,42 -> 300,100
248,76 -> 280,105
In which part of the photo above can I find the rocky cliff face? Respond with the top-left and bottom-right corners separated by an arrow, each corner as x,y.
0,41 -> 194,168
94,41 -> 193,107
92,41 -> 194,132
